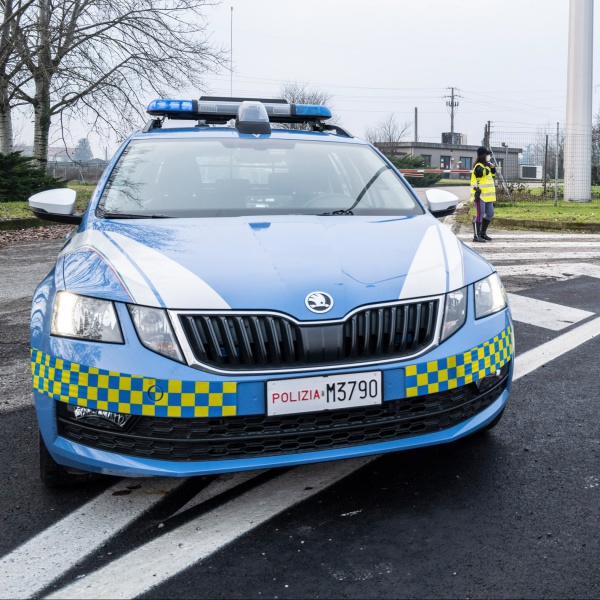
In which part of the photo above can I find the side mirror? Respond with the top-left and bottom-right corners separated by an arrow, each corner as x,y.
425,189 -> 458,218
29,188 -> 83,224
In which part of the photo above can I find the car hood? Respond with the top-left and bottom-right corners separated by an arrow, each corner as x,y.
60,215 -> 492,320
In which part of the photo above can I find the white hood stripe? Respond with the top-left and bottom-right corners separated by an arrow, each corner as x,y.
399,225 -> 447,299
438,223 -> 465,291
107,232 -> 230,310
60,230 -> 160,306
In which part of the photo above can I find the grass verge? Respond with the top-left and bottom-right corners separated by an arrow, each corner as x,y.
455,201 -> 600,232
0,184 -> 95,221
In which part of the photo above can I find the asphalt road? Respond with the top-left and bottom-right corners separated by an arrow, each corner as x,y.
1,234 -> 599,599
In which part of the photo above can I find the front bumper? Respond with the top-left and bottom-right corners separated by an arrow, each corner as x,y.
33,306 -> 513,478
40,381 -> 510,478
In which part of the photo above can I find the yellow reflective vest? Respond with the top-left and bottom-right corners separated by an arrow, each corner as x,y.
470,163 -> 496,203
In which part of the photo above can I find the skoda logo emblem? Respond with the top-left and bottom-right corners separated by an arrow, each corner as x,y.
305,291 -> 334,314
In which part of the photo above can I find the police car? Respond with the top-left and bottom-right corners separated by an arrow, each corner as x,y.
29,97 -> 513,487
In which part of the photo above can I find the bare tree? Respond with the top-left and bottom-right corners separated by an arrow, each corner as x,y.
363,113 -> 411,144
10,0 -> 225,163
0,0 -> 34,153
278,80 -> 337,130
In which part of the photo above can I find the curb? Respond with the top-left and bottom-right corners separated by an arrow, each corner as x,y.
491,217 -> 600,233
447,203 -> 600,234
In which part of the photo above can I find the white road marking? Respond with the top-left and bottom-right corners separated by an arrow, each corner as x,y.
458,233 -> 600,240
171,470 -> 268,518
507,293 -> 594,330
466,251 -> 600,261
0,478 -> 185,600
46,457 -> 376,600
513,315 -> 600,381
464,241 -> 600,249
496,262 -> 600,280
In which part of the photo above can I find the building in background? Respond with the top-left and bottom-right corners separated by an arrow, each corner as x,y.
376,135 -> 522,181
15,145 -> 77,162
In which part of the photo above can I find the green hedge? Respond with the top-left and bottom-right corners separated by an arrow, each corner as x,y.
0,152 -> 67,202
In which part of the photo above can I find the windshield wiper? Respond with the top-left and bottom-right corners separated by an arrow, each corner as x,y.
98,211 -> 171,219
320,209 -> 354,216
318,165 -> 391,216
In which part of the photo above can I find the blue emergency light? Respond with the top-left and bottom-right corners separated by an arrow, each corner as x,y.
146,99 -> 198,119
146,96 -> 332,127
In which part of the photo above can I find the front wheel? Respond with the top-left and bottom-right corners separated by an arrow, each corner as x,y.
39,431 -> 101,488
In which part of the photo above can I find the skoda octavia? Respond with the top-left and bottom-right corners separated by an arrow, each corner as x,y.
29,97 -> 513,487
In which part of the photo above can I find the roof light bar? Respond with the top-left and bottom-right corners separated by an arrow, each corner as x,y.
236,101 -> 271,135
145,97 -> 332,125
147,99 -> 198,118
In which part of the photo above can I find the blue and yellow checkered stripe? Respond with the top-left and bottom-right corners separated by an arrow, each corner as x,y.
30,349 -> 237,418
405,325 -> 513,397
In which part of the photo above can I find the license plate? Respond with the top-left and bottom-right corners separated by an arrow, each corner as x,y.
267,371 -> 382,416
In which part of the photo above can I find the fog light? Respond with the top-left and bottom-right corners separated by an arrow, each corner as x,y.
66,404 -> 131,429
475,363 -> 509,394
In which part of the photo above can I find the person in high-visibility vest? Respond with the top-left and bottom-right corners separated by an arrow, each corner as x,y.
470,146 -> 497,242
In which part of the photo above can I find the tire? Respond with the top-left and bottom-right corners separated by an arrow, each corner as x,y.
39,431 -> 101,488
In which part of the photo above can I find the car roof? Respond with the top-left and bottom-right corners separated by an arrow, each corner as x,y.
128,125 -> 368,146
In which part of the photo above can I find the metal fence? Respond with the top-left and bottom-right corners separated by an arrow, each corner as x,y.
46,161 -> 107,184
489,124 -> 600,203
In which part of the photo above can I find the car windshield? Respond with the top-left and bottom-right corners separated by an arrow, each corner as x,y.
97,137 -> 424,218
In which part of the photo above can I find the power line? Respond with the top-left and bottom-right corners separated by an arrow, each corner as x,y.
443,86 -> 462,133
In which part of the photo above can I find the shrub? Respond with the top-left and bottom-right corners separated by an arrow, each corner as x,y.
0,152 -> 67,202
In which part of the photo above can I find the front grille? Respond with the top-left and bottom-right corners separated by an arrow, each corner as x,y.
178,300 -> 439,371
57,363 -> 509,462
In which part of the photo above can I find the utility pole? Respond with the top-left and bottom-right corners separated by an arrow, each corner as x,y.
444,87 -> 460,134
414,107 -> 418,142
564,0 -> 593,201
555,122 -> 560,206
230,6 -> 233,97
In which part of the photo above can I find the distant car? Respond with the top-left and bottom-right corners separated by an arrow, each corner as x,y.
29,97 -> 513,487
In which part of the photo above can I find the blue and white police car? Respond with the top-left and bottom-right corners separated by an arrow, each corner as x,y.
29,97 -> 513,487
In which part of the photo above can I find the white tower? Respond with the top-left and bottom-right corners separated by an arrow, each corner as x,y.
564,0 -> 594,202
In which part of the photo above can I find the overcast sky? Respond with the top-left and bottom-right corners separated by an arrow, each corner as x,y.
206,0 -> 600,141
36,0 -> 600,156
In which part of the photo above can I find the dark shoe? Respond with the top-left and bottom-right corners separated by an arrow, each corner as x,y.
472,221 -> 486,243
480,219 -> 492,241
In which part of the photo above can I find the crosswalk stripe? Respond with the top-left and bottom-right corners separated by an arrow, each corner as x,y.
507,293 -> 594,330
514,315 -> 600,381
496,262 -> 600,279
0,478 -> 186,600
457,233 -> 600,240
461,242 -> 600,249
463,251 -> 600,261
46,457 -> 376,600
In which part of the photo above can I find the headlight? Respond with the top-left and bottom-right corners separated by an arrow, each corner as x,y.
441,287 -> 467,341
128,305 -> 184,363
51,292 -> 123,343
474,272 -> 507,319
